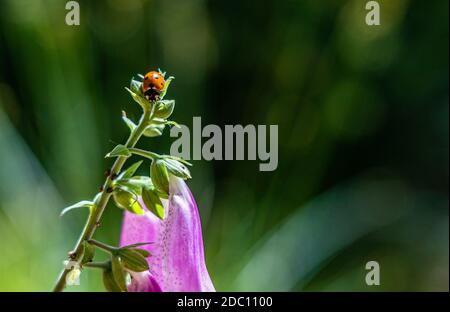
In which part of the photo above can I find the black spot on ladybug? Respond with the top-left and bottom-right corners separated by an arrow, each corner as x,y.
144,76 -> 149,80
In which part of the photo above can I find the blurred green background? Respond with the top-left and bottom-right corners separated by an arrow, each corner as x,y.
0,0 -> 448,291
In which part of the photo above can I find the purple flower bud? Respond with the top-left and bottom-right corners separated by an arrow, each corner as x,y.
120,176 -> 215,292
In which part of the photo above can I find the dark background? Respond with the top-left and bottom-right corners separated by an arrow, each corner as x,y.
0,0 -> 448,291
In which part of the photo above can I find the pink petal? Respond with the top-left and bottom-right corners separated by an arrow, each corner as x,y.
120,176 -> 215,292
128,271 -> 162,292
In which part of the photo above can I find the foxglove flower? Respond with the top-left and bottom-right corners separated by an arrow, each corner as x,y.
120,176 -> 215,292
127,271 -> 163,292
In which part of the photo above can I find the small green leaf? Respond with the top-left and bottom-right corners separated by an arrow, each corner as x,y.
93,192 -> 102,204
142,187 -> 165,219
154,100 -> 175,119
121,242 -> 153,249
125,87 -> 150,110
119,160 -> 143,179
150,160 -> 170,195
60,200 -> 93,217
105,145 -> 130,158
130,78 -> 142,94
111,257 -> 127,292
103,268 -> 122,292
118,249 -> 149,272
122,111 -> 136,132
167,155 -> 192,166
157,69 -> 166,77
156,188 -> 169,199
129,176 -> 152,186
115,180 -> 142,196
143,124 -> 165,137
81,241 -> 95,265
133,248 -> 151,258
119,176 -> 152,189
128,148 -> 160,160
113,189 -> 143,215
159,76 -> 174,100
162,158 -> 191,179
150,118 -> 167,125
113,189 -> 132,210
164,120 -> 181,128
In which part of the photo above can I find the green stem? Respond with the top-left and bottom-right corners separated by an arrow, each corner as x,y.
83,261 -> 111,270
52,107 -> 152,292
88,239 -> 117,253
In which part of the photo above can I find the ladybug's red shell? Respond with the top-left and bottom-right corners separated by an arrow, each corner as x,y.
143,71 -> 165,93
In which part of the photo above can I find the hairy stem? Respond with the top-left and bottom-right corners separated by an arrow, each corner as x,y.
53,107 -> 151,292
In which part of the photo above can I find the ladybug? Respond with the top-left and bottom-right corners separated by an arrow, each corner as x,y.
142,71 -> 165,101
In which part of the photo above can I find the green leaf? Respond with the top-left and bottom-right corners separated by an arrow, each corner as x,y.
122,111 -> 136,132
121,242 -> 153,249
93,192 -> 102,203
157,69 -> 166,77
159,76 -> 174,100
143,124 -> 165,137
111,257 -> 127,292
115,180 -> 142,196
105,145 -> 130,158
119,176 -> 152,190
128,148 -> 160,160
142,187 -> 165,219
166,155 -> 192,166
162,158 -> 191,179
156,189 -> 169,199
150,118 -> 167,125
130,78 -> 142,94
103,269 -> 122,292
113,189 -> 143,215
118,249 -> 149,272
125,87 -> 150,110
154,100 -> 175,119
60,200 -> 93,217
81,241 -> 95,265
133,248 -> 151,258
150,160 -> 170,195
164,120 -> 181,128
119,160 -> 143,179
